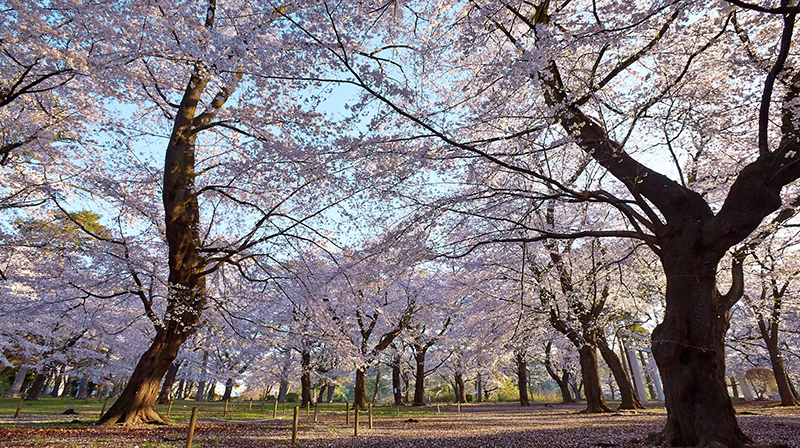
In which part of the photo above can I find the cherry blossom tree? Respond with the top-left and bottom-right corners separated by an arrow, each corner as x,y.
282,0 -> 800,444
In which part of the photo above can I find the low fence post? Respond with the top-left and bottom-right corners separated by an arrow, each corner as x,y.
185,407 -> 199,448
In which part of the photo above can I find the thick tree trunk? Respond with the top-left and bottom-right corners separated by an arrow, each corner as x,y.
98,330 -> 190,425
354,367 -> 367,410
578,345 -> 611,413
455,373 -> 466,404
650,254 -> 749,447
515,353 -> 530,406
412,348 -> 426,406
157,362 -> 180,405
597,335 -> 644,410
61,377 -> 76,398
25,372 -> 48,401
392,362 -> 403,406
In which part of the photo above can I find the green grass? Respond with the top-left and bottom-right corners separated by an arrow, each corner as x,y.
0,397 -> 438,425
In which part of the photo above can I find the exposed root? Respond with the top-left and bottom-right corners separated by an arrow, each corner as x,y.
97,406 -> 169,426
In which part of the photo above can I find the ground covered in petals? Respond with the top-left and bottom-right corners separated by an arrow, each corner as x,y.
0,401 -> 797,447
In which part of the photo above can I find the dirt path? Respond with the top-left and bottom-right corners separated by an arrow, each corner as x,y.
0,402 -> 797,447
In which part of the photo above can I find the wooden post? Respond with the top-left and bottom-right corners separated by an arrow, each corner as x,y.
273,400 -> 278,419
167,399 -> 174,417
185,407 -> 198,448
223,399 -> 229,418
307,401 -> 310,416
368,403 -> 373,429
345,402 -> 350,425
314,403 -> 318,423
354,407 -> 359,437
458,402 -> 461,414
100,396 -> 110,417
13,396 -> 23,419
249,399 -> 253,411
437,403 -> 440,415
291,406 -> 299,444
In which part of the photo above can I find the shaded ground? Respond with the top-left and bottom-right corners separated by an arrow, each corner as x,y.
0,401 -> 797,447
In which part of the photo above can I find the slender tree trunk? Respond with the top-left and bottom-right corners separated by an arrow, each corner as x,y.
412,348 -> 426,406
157,362 -> 180,404
317,384 -> 327,403
9,357 -> 28,398
222,378 -> 234,402
326,381 -> 335,403
392,361 -> 403,406
758,318 -> 798,406
50,373 -> 63,398
544,341 -> 574,403
175,379 -> 186,400
196,352 -> 208,402
597,335 -> 644,410
301,351 -> 312,407
515,353 -> 530,406
578,345 -> 611,413
476,374 -> 483,403
372,364 -> 381,404
207,381 -> 217,401
354,367 -> 367,410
